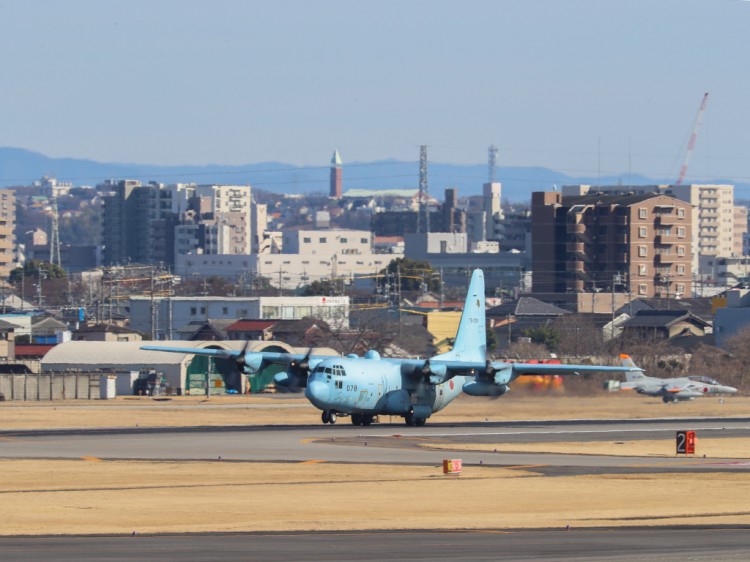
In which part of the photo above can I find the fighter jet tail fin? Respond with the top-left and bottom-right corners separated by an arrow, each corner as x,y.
620,354 -> 645,381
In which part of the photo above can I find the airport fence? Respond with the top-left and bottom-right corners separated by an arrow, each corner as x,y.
0,373 -> 101,401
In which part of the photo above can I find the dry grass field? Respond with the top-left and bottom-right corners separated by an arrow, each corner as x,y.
1,392 -> 749,536
2,458 -> 750,535
0,391 -> 747,430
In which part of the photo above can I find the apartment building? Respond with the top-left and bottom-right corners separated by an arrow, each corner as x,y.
734,206 -> 748,257
103,181 -> 259,266
563,184 -> 741,276
174,228 -> 391,290
0,190 -> 16,278
532,192 -> 692,299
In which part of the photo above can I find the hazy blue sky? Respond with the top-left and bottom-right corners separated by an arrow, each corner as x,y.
1,0 -> 748,183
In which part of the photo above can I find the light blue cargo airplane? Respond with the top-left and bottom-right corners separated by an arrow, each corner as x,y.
142,269 -> 638,426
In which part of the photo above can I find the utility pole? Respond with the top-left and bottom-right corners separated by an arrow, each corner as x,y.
36,263 -> 44,309
150,266 -> 156,340
167,275 -> 174,340
396,265 -> 402,335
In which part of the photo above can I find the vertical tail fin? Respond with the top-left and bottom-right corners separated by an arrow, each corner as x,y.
620,354 -> 644,380
443,269 -> 486,362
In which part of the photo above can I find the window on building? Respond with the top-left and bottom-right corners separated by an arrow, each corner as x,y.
303,237 -> 311,243
677,208 -> 686,218
639,264 -> 648,276
676,283 -> 685,294
677,265 -> 685,274
222,307 -> 229,315
297,306 -> 312,317
639,208 -> 648,219
360,238 -> 368,244
639,227 -> 647,238
320,237 -> 327,243
677,227 -> 685,238
638,284 -> 648,295
340,237 -> 348,243
262,306 -> 279,318
677,246 -> 685,256
190,307 -> 197,316
639,245 -> 648,257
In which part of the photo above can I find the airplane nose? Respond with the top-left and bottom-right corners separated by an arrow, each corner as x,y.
305,379 -> 330,406
724,386 -> 738,394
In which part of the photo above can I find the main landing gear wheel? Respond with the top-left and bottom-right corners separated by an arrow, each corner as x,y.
322,410 -> 338,424
351,414 -> 374,426
404,414 -> 425,426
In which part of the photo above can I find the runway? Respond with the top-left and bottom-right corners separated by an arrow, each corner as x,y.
2,528 -> 750,561
3,417 -> 750,558
1,418 -> 749,474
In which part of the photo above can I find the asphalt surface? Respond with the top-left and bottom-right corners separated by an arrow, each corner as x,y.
2,528 -> 750,561
3,417 -> 750,559
2,418 -> 749,474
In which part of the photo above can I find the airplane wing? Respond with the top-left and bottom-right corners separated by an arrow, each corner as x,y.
390,357 -> 641,387
505,362 -> 638,376
390,358 -> 485,385
463,359 -> 643,397
140,344 -> 333,389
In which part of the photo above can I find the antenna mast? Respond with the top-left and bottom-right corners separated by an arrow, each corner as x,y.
676,92 -> 709,185
50,193 -> 61,267
418,145 -> 429,233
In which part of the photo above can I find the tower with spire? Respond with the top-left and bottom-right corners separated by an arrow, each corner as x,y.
330,149 -> 343,198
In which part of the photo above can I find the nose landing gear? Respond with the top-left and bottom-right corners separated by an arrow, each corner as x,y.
321,410 -> 338,424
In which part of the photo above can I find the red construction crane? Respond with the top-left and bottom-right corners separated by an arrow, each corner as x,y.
676,92 -> 709,185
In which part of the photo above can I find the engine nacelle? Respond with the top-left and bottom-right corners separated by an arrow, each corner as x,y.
408,404 -> 433,419
425,362 -> 448,384
244,353 -> 264,373
273,371 -> 300,388
462,380 -> 510,397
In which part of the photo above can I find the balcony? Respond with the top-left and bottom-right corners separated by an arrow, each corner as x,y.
566,242 -> 585,253
567,280 -> 585,292
567,223 -> 586,235
566,261 -> 585,272
655,213 -> 676,225
654,235 -> 674,246
655,252 -> 676,263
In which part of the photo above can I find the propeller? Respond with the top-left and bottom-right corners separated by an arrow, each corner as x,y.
421,360 -> 433,383
284,347 -> 315,390
234,339 -> 252,372
484,360 -> 496,380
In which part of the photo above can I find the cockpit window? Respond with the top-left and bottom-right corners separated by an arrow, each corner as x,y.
324,367 -> 332,374
688,376 -> 719,385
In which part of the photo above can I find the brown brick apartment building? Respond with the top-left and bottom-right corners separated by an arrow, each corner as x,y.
531,192 -> 692,299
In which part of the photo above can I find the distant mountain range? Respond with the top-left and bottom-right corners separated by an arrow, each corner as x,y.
1,146 -> 746,202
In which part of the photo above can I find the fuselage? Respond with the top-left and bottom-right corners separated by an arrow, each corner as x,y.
304,356 -> 469,418
631,375 -> 737,401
